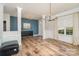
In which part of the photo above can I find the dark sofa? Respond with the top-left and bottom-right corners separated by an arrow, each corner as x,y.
21,31 -> 33,37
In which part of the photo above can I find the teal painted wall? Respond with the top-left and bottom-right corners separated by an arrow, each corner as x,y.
10,16 -> 38,35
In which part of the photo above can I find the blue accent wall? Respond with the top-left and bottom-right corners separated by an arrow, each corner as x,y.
22,18 -> 38,34
10,16 -> 38,35
10,16 -> 18,31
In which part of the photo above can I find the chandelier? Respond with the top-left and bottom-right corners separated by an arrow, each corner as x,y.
46,3 -> 57,21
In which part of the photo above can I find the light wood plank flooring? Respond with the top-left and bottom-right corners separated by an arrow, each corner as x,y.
15,36 -> 79,56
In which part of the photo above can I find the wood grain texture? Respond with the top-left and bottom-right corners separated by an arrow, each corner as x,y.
14,36 -> 79,56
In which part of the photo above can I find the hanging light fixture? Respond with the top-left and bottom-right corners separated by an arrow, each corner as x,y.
46,3 -> 52,21
45,3 -> 52,21
49,2 -> 52,21
45,3 -> 51,21
46,3 -> 57,21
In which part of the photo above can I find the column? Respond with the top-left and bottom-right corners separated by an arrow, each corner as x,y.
42,15 -> 46,39
17,7 -> 22,47
38,20 -> 43,36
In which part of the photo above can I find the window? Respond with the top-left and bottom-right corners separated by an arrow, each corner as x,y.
23,23 -> 31,30
58,29 -> 64,34
66,27 -> 73,35
3,21 -> 6,31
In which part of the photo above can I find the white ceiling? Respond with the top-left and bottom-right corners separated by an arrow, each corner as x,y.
3,3 -> 79,19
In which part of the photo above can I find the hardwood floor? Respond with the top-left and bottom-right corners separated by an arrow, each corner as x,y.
15,36 -> 79,56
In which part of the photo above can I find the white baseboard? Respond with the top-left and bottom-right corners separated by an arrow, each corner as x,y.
33,34 -> 41,36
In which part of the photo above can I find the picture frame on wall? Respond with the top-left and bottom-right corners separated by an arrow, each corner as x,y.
66,27 -> 73,35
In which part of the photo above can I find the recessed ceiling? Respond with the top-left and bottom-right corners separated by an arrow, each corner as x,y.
3,3 -> 79,19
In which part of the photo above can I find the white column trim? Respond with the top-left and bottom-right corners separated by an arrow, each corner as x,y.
42,15 -> 46,39
17,7 -> 22,48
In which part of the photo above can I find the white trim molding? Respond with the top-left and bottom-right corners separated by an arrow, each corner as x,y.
33,34 -> 40,36
17,7 -> 22,49
52,7 -> 79,19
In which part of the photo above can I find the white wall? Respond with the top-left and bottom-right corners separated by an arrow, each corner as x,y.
3,31 -> 18,43
3,31 -> 21,46
45,20 -> 54,39
40,15 -> 54,39
57,14 -> 73,43
0,4 -> 3,47
4,14 -> 10,31
53,13 -> 79,45
39,8 -> 79,45
51,7 -> 79,45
